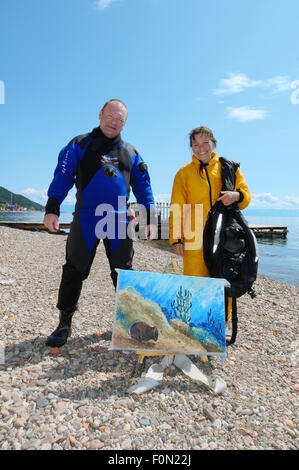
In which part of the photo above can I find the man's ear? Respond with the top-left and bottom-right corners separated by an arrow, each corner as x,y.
99,109 -> 103,121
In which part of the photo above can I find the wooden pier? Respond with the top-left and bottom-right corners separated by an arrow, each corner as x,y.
0,220 -> 288,240
248,225 -> 288,239
156,223 -> 288,240
0,221 -> 70,232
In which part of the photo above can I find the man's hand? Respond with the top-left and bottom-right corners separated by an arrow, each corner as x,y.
172,243 -> 183,257
217,191 -> 240,206
145,224 -> 157,241
43,214 -> 59,232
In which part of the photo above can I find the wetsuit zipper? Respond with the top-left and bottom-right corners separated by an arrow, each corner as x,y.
200,165 -> 213,209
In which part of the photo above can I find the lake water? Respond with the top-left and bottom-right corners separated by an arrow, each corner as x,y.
244,215 -> 299,286
1,210 -> 299,286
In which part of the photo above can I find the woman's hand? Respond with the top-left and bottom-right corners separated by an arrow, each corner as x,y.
173,243 -> 184,257
217,191 -> 240,206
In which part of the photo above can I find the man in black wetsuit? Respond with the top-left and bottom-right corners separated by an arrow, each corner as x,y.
44,99 -> 157,347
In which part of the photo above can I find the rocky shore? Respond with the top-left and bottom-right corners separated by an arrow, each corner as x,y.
0,226 -> 298,450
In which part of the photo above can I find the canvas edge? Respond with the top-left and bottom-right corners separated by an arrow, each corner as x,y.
108,346 -> 226,358
110,267 -> 122,350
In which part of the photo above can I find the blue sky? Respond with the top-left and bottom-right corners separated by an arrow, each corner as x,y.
1,0 -> 299,211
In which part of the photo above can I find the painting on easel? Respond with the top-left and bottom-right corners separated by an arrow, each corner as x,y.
110,270 -> 228,357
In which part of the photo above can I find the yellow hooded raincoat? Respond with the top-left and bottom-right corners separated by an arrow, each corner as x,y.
169,152 -> 251,322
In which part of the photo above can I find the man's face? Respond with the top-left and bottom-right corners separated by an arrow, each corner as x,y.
191,133 -> 215,164
99,102 -> 128,138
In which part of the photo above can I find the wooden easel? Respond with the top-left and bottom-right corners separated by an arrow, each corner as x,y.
128,257 -> 221,392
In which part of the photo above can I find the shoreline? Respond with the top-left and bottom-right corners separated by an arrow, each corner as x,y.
0,226 -> 297,287
0,215 -> 298,287
139,239 -> 299,288
0,226 -> 298,450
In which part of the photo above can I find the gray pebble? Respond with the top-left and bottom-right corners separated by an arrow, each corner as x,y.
36,397 -> 49,408
139,418 -> 151,426
70,421 -> 82,432
202,405 -> 217,422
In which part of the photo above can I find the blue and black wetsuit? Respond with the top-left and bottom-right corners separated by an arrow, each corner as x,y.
45,126 -> 155,313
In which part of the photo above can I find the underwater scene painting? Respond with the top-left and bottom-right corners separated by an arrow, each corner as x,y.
110,270 -> 229,356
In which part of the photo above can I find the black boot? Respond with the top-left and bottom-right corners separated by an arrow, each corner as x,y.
46,311 -> 74,347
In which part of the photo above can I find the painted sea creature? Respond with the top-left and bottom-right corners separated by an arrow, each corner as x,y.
130,322 -> 159,342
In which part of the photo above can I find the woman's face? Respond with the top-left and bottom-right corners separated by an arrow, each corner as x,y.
191,133 -> 215,163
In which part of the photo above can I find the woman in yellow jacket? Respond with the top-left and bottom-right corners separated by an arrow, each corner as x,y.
169,126 -> 251,325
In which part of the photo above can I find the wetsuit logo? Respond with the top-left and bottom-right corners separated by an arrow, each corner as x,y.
100,155 -> 119,166
61,149 -> 70,174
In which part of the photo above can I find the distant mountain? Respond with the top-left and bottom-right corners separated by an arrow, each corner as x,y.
0,186 -> 44,211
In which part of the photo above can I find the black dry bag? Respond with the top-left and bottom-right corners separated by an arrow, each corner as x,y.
203,158 -> 258,344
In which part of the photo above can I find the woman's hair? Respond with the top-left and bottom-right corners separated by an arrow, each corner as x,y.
189,126 -> 217,147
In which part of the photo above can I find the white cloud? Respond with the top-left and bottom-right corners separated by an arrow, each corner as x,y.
157,193 -> 299,210
154,194 -> 171,204
214,72 -> 296,96
250,193 -> 299,210
227,106 -> 269,122
64,194 -> 76,205
130,194 -> 171,204
23,188 -> 48,204
265,76 -> 294,92
213,73 -> 261,95
95,0 -> 119,10
22,188 -> 76,205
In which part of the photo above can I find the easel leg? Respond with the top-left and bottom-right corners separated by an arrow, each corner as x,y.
128,353 -> 226,395
130,354 -> 145,385
200,355 -> 208,363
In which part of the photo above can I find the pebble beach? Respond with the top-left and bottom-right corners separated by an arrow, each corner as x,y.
0,226 -> 298,451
